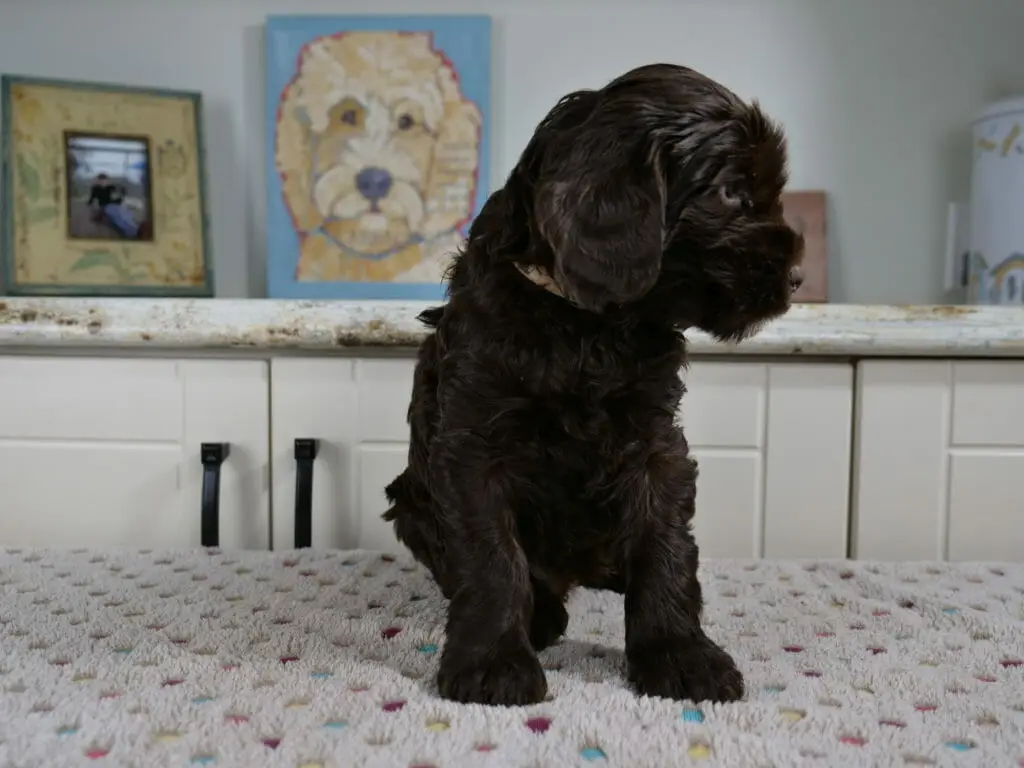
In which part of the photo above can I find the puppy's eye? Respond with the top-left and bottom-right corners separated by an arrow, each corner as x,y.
397,113 -> 415,131
341,110 -> 359,126
720,186 -> 752,211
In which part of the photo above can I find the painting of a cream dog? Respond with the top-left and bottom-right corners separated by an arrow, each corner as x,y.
266,16 -> 491,299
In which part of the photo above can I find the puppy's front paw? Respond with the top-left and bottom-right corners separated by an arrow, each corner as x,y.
437,643 -> 547,706
628,633 -> 744,703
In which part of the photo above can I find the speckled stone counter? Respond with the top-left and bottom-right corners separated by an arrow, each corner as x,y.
1,297 -> 1023,357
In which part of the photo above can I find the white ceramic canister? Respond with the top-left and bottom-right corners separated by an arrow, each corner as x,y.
967,96 -> 1024,304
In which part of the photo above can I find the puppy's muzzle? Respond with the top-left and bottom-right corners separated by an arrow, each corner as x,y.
788,265 -> 804,292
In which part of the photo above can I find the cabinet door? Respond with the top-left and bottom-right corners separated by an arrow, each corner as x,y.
270,357 -> 404,553
854,361 -> 1024,561
0,356 -> 270,549
684,362 -> 852,559
271,357 -> 852,559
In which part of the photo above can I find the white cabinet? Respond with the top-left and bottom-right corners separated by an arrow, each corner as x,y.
270,358 -> 408,554
685,362 -> 852,559
852,361 -> 1024,562
270,357 -> 854,559
0,356 -> 270,549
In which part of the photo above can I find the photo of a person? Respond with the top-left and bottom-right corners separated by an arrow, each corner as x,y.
65,133 -> 154,241
87,173 -> 141,238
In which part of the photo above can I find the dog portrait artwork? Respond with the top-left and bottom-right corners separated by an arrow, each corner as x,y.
385,63 -> 806,707
266,17 -> 491,298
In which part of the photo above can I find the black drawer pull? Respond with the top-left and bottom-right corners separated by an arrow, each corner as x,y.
200,442 -> 230,547
294,438 -> 320,549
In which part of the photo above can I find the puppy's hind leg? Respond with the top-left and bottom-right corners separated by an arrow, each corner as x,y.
383,471 -> 455,599
529,577 -> 569,651
429,432 -> 547,707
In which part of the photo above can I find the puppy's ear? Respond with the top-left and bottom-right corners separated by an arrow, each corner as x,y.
534,150 -> 665,312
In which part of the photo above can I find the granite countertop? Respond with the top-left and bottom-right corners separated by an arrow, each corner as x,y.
1,297 -> 1023,357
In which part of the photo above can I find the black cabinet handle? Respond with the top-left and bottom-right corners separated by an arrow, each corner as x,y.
200,443 -> 230,547
294,438 -> 320,549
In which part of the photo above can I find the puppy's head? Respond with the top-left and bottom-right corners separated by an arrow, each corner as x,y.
512,63 -> 804,341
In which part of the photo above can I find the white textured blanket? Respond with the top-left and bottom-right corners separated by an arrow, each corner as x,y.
1,549 -> 1023,767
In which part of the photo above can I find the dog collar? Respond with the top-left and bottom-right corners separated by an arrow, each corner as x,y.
514,263 -> 568,301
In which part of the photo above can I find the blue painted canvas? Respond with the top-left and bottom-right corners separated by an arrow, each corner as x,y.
264,15 -> 491,300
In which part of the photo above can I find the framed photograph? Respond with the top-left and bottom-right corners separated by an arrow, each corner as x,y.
265,15 -> 491,300
780,190 -> 828,303
1,75 -> 212,296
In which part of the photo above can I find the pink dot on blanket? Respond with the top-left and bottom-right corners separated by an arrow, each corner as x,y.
526,717 -> 552,733
382,627 -> 402,639
382,700 -> 406,712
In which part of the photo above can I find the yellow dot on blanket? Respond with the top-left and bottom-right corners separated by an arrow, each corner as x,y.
426,720 -> 450,732
154,731 -> 181,744
688,742 -> 712,759
779,709 -> 805,722
298,763 -> 324,768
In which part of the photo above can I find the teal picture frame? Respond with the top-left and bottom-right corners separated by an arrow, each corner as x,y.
1,74 -> 214,297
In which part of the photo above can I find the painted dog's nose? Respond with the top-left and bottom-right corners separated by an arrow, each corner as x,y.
356,167 -> 393,202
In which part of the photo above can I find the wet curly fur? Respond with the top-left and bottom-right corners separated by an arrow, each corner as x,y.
383,63 -> 805,706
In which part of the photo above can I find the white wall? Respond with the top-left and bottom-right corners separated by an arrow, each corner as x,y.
2,0 -> 1023,304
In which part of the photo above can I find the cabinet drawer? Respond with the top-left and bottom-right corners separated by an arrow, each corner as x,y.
356,359 -> 416,442
352,359 -> 772,449
682,363 -> 767,448
951,361 -> 1024,446
0,357 -> 182,440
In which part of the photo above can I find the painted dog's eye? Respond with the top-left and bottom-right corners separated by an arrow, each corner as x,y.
397,114 -> 415,131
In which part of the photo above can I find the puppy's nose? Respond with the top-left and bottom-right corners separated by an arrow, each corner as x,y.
788,265 -> 804,292
356,166 -> 393,202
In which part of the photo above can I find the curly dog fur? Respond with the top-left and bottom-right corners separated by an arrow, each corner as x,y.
384,63 -> 805,706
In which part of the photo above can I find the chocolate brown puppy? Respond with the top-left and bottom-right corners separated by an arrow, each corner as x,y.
384,63 -> 805,706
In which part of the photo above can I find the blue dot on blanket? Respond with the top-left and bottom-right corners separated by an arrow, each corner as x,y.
581,747 -> 606,761
944,740 -> 973,751
681,708 -> 705,723
417,643 -> 438,654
